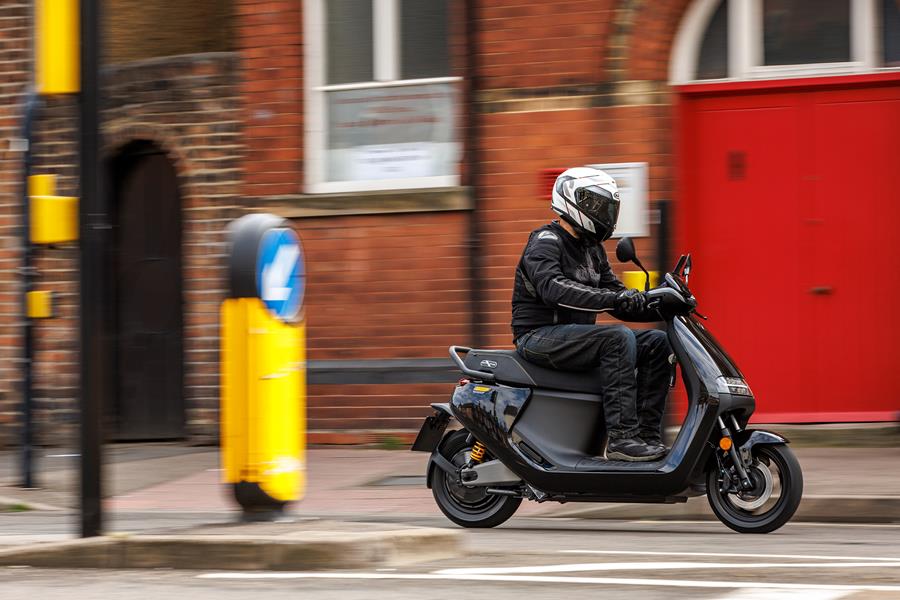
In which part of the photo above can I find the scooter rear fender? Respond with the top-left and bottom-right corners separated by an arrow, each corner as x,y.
411,403 -> 454,453
410,403 -> 458,490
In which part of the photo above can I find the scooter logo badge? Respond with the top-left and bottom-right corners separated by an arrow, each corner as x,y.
480,360 -> 498,369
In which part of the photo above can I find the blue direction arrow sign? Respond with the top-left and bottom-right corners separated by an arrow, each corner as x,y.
256,227 -> 304,321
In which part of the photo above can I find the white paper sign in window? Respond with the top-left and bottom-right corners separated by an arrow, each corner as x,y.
588,162 -> 650,238
326,83 -> 460,182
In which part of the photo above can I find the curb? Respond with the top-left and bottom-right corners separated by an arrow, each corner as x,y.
548,494 -> 900,523
0,495 -> 64,512
0,527 -> 464,571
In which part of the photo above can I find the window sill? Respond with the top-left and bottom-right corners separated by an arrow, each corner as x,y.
257,186 -> 473,218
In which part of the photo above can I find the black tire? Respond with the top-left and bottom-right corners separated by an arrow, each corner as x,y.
430,430 -> 522,528
707,444 -> 803,534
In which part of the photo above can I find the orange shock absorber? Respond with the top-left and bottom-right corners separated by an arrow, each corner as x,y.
470,441 -> 486,463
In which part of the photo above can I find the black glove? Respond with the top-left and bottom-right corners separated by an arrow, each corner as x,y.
615,289 -> 647,314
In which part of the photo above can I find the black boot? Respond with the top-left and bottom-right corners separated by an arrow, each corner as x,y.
639,433 -> 669,456
606,437 -> 666,462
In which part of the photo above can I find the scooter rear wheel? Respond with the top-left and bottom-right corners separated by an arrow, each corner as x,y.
707,443 -> 803,534
431,430 -> 521,528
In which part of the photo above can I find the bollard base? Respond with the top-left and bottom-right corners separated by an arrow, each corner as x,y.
239,507 -> 286,523
233,481 -> 288,522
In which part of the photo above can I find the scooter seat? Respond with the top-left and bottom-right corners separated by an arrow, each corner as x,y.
463,349 -> 603,394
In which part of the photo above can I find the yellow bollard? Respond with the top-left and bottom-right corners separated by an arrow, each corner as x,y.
221,298 -> 306,507
221,214 -> 307,519
622,270 -> 659,291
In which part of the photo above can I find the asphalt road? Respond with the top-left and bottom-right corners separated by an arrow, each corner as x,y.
1,518 -> 898,599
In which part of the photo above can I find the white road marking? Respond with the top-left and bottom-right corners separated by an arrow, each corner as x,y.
559,550 -> 900,562
196,572 -> 900,592
713,590 -> 854,600
437,561 -> 900,575
611,520 -> 900,529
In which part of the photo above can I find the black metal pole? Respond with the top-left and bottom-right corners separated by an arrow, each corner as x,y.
656,199 -> 671,276
19,89 -> 40,490
79,0 -> 105,538
464,0 -> 485,349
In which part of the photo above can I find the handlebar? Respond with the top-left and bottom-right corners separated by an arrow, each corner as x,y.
646,280 -> 697,315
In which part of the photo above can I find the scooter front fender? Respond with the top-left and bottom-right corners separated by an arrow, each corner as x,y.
734,429 -> 789,452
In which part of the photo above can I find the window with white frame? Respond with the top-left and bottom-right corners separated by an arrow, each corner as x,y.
671,0 -> 900,83
304,0 -> 462,194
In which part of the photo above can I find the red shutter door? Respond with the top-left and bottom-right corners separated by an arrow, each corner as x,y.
808,84 -> 900,420
679,75 -> 900,422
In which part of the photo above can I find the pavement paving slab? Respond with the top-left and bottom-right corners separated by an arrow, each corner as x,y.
0,445 -> 898,524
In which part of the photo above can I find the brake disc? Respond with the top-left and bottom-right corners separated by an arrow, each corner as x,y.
729,461 -> 774,510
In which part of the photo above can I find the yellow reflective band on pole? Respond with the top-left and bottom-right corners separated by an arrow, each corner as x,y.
30,195 -> 79,244
36,0 -> 80,95
26,290 -> 54,319
28,174 -> 56,197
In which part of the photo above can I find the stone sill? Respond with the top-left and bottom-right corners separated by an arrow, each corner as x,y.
259,187 -> 473,218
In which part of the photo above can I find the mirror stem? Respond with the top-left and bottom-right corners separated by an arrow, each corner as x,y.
633,257 -> 651,292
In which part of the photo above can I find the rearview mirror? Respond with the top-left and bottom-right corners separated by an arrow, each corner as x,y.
615,236 -> 650,292
615,237 -> 636,264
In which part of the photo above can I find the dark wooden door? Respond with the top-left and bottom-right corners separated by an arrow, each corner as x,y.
112,146 -> 185,439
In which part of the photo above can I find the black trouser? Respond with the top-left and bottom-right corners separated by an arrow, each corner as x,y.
515,324 -> 670,441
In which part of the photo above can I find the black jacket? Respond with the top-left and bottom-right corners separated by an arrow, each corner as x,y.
511,221 -> 648,340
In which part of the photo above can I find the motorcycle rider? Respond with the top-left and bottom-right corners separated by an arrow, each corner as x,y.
511,167 -> 670,462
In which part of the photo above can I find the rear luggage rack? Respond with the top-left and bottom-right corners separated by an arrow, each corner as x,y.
448,346 -> 496,383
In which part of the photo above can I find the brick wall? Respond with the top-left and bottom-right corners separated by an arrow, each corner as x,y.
479,0 -> 616,90
0,0 -> 693,445
0,2 -> 31,445
230,0 -> 686,440
105,0 -> 232,64
295,211 -> 472,436
0,44 -> 242,445
235,0 -> 304,197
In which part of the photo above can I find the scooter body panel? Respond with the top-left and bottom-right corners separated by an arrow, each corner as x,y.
448,314 -> 756,499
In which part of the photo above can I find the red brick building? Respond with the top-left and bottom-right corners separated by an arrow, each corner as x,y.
1,0 -> 898,447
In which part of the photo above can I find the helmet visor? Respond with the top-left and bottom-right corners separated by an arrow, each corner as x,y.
574,185 -> 620,233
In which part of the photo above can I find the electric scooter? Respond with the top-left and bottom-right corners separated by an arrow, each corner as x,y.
411,237 -> 803,534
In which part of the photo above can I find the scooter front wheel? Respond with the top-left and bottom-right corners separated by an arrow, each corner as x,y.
430,430 -> 521,528
707,443 -> 803,534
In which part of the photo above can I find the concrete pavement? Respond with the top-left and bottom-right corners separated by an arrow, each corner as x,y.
0,442 -> 898,571
1,444 -> 900,519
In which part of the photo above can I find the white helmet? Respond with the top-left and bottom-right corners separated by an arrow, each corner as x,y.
551,167 -> 621,242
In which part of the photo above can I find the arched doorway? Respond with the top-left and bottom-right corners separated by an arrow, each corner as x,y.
109,141 -> 185,439
671,0 -> 900,422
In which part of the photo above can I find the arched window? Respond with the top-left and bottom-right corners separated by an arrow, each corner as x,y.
671,0 -> 900,83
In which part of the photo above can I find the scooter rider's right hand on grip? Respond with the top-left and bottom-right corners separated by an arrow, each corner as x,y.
615,289 -> 646,313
